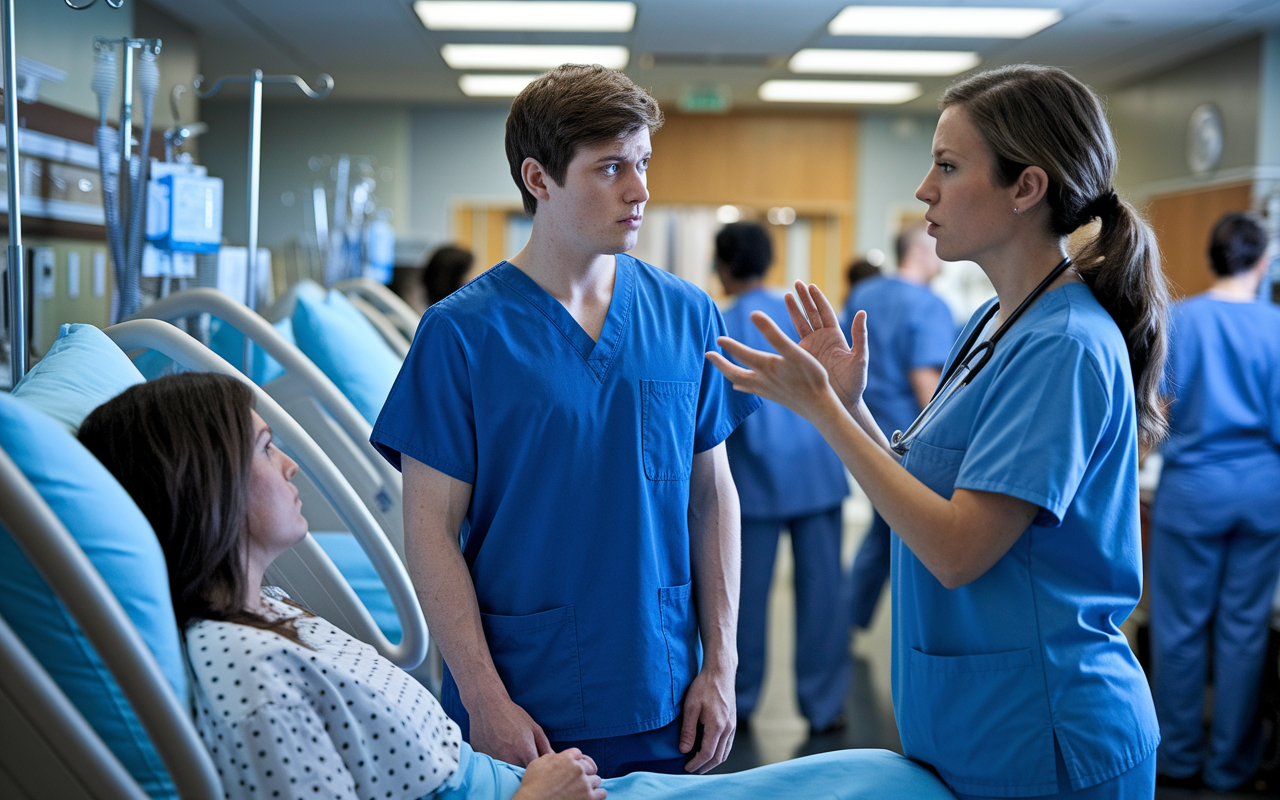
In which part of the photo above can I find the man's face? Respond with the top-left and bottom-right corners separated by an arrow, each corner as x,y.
541,127 -> 651,257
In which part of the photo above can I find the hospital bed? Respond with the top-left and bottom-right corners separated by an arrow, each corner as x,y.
0,318 -> 427,797
334,276 -> 420,354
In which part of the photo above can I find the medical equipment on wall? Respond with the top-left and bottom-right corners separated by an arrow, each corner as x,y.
91,35 -> 162,325
890,256 -> 1075,455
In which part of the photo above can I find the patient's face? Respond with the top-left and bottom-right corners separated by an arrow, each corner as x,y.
245,410 -> 308,565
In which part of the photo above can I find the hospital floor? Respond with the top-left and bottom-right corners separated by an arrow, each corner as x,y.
709,491 -> 1274,798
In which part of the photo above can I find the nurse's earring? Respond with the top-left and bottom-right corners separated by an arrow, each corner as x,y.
1013,207 -> 1020,214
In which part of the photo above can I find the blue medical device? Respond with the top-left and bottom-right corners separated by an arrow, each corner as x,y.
146,171 -> 223,253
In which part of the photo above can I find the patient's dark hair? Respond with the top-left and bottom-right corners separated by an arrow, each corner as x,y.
78,372 -> 307,643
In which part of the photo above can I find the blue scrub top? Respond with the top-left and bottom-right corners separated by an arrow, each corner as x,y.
841,276 -> 956,437
1155,294 -> 1280,536
892,283 -> 1158,797
371,255 -> 759,741
722,288 -> 848,519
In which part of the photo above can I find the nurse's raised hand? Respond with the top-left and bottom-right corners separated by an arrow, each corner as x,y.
786,281 -> 869,413
706,312 -> 846,425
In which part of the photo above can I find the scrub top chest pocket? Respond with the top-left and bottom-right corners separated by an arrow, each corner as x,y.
641,380 -> 699,481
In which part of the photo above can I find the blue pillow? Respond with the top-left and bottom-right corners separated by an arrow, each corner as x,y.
209,316 -> 295,386
12,323 -> 145,434
0,391 -> 183,798
291,289 -> 400,424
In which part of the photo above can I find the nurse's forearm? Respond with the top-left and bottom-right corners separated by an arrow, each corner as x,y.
687,445 -> 739,671
402,459 -> 509,708
810,395 -> 1036,589
849,397 -> 897,459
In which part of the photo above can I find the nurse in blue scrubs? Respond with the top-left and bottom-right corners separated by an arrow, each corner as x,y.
713,222 -> 851,733
1151,212 -> 1280,791
707,64 -> 1169,799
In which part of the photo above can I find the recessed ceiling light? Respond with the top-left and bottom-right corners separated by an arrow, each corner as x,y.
759,79 -> 922,104
458,73 -> 541,96
441,44 -> 630,70
414,1 -> 635,32
790,49 -> 980,76
829,6 -> 1062,38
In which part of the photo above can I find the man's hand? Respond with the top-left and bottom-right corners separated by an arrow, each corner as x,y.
468,694 -> 554,767
678,663 -> 736,773
512,748 -> 606,800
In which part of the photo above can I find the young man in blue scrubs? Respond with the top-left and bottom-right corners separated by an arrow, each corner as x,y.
839,224 -> 954,629
371,64 -> 759,779
713,222 -> 851,734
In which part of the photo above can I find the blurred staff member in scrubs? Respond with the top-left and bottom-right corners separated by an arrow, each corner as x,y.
424,245 -> 475,306
1150,212 -> 1280,792
840,224 -> 956,630
713,222 -> 851,735
372,65 -> 758,780
707,64 -> 1169,799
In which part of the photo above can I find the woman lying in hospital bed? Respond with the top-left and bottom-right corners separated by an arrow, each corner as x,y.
77,371 -> 955,800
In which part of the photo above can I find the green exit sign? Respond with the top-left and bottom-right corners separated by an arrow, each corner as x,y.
679,84 -> 731,113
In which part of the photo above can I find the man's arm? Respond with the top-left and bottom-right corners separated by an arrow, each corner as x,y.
908,366 -> 943,411
679,442 -> 740,774
402,455 -> 553,766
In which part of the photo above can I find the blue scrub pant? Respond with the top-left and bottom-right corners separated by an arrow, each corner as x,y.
735,506 -> 851,730
550,716 -> 686,778
1150,523 -> 1280,791
433,741 -> 958,799
850,510 -> 891,629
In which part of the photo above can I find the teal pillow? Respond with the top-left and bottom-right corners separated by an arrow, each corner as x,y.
209,316 -> 295,385
0,392 -> 183,799
12,323 -> 145,434
291,289 -> 400,423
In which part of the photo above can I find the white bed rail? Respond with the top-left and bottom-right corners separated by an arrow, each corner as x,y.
104,319 -> 427,670
0,445 -> 222,800
129,287 -> 406,556
335,276 -> 422,342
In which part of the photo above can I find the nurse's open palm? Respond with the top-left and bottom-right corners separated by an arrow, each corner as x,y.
706,311 -> 844,424
786,281 -> 868,413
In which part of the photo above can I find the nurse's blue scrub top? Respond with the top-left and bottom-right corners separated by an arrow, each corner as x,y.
1155,294 -> 1280,536
722,288 -> 848,519
893,282 -> 1158,797
371,254 -> 759,741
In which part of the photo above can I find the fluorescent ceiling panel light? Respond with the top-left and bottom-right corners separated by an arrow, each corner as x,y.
759,79 -> 922,104
458,73 -> 540,96
415,1 -> 635,32
789,49 -> 979,75
829,6 -> 1062,38
441,44 -> 630,70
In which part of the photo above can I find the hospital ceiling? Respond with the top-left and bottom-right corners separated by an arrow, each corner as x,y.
142,0 -> 1280,111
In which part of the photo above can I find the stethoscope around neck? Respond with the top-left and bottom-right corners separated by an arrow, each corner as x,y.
889,256 -> 1075,456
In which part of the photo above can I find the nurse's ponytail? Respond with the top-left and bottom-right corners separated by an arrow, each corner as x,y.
942,65 -> 1170,449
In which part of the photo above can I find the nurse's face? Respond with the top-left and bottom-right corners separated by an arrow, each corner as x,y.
243,410 -> 308,569
915,105 -> 1020,264
543,127 -> 651,257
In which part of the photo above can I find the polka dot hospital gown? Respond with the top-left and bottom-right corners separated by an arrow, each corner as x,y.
186,595 -> 460,800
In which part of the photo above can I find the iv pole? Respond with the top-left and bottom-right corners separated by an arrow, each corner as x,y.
2,0 -> 23,386
194,71 -> 331,374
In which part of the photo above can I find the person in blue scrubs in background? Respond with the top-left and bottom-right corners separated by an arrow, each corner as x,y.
371,65 -> 759,780
840,224 -> 955,630
708,64 -> 1169,799
1151,212 -> 1280,791
713,222 -> 851,734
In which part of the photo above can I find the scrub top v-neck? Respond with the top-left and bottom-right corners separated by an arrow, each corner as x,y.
372,254 -> 758,742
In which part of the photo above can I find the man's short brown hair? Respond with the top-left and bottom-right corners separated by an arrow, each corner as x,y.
505,64 -> 664,215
